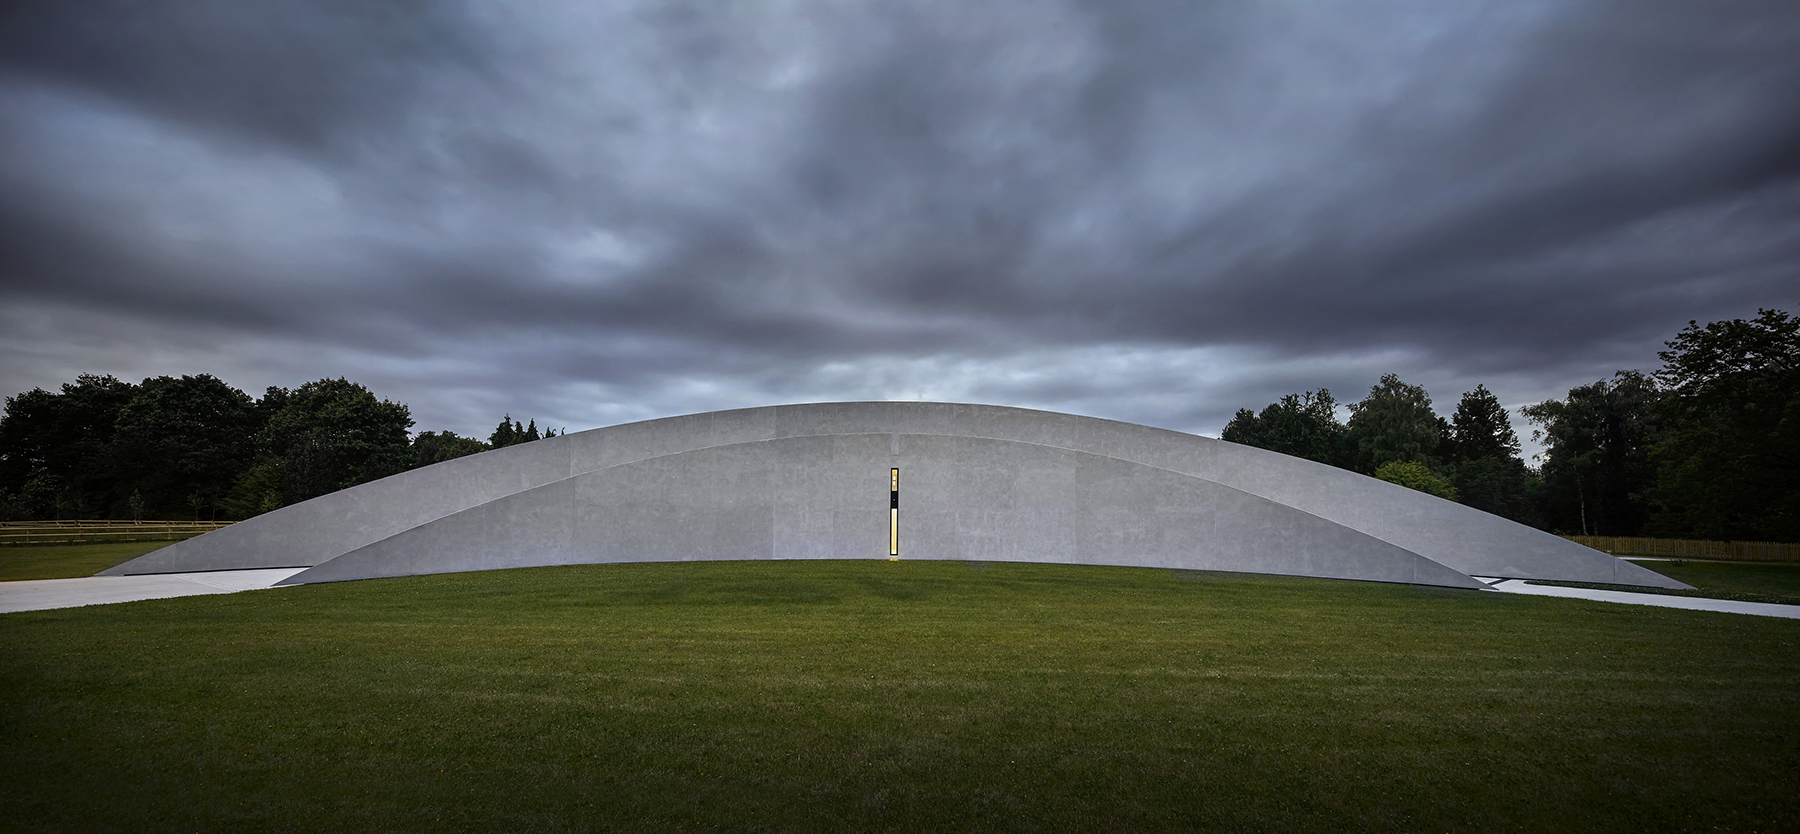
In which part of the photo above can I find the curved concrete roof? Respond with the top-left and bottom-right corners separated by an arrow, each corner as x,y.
103,401 -> 1688,590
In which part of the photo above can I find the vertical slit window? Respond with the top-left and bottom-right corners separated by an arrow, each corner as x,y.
889,468 -> 899,558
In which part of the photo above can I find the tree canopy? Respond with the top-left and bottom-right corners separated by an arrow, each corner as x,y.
1,371 -> 562,521
1442,385 -> 1536,526
1649,309 -> 1800,540
1219,389 -> 1345,466
247,378 -> 415,506
489,415 -> 558,448
0,374 -> 139,519
1372,460 -> 1457,501
1221,308 -> 1798,541
413,431 -> 489,468
1521,371 -> 1661,536
111,374 -> 256,520
1344,374 -> 1442,473
1447,384 -> 1519,463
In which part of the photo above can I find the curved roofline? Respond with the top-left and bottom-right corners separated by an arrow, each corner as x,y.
104,401 -> 1689,591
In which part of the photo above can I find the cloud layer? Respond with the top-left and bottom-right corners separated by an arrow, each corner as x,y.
3,0 -> 1796,443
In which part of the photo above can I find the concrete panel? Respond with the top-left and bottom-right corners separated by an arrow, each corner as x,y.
100,435 -> 578,574
113,401 -> 1686,592
279,434 -> 1486,589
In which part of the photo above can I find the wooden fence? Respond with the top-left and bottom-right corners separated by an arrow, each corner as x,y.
0,519 -> 233,547
1563,535 -> 1800,562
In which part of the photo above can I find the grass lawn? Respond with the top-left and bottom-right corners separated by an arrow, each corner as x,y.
1625,559 -> 1800,606
0,541 -> 172,581
3,560 -> 1798,833
1529,559 -> 1800,606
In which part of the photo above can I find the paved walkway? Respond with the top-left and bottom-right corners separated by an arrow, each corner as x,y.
0,568 -> 306,614
1478,577 -> 1800,619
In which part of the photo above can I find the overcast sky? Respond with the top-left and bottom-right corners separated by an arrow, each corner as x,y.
2,1 -> 1796,453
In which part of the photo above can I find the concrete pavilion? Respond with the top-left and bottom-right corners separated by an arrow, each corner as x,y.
104,402 -> 1688,591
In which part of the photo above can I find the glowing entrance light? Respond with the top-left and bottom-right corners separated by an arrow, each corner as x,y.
889,468 -> 899,559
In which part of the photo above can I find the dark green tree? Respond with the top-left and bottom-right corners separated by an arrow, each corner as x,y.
252,385 -> 290,429
222,461 -> 284,520
109,374 -> 256,520
489,414 -> 519,448
1219,389 -> 1346,466
1344,374 -> 1442,473
1439,384 -> 1540,525
244,378 -> 414,507
1649,308 -> 1800,540
222,386 -> 297,518
412,430 -> 489,468
1220,408 -> 1263,445
1521,371 -> 1661,536
1454,456 -> 1542,525
488,415 -> 557,447
1447,385 -> 1519,462
0,374 -> 139,519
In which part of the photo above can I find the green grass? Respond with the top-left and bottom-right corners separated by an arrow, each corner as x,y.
1631,559 -> 1800,605
1526,559 -> 1800,606
3,560 -> 1798,833
0,540 -> 171,581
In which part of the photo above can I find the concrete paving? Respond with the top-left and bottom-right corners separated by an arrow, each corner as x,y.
0,568 -> 306,614
1478,577 -> 1800,619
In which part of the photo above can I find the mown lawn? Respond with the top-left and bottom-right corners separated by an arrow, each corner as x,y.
2,560 -> 1797,833
0,540 -> 171,581
1626,559 -> 1800,606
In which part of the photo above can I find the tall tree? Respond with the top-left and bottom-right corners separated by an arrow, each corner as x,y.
1521,371 -> 1661,536
1649,308 -> 1800,540
488,414 -> 556,448
1441,385 -> 1539,525
1344,374 -> 1442,473
245,378 -> 414,507
222,386 -> 298,518
1220,389 -> 1346,466
1447,385 -> 1520,463
0,374 -> 139,519
489,414 -> 519,448
110,374 -> 256,520
1220,408 -> 1265,447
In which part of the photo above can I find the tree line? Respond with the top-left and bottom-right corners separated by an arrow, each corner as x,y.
1222,309 -> 1798,542
0,375 -> 560,522
5,309 -> 1792,537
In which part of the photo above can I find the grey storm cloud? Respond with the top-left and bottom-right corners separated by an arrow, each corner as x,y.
1,0 -> 1797,440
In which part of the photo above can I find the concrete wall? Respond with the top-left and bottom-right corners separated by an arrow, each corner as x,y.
287,433 -> 1485,589
104,402 -> 1689,590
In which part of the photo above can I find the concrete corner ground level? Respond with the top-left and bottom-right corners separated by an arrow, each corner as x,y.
102,402 -> 1689,592
0,568 -> 305,613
